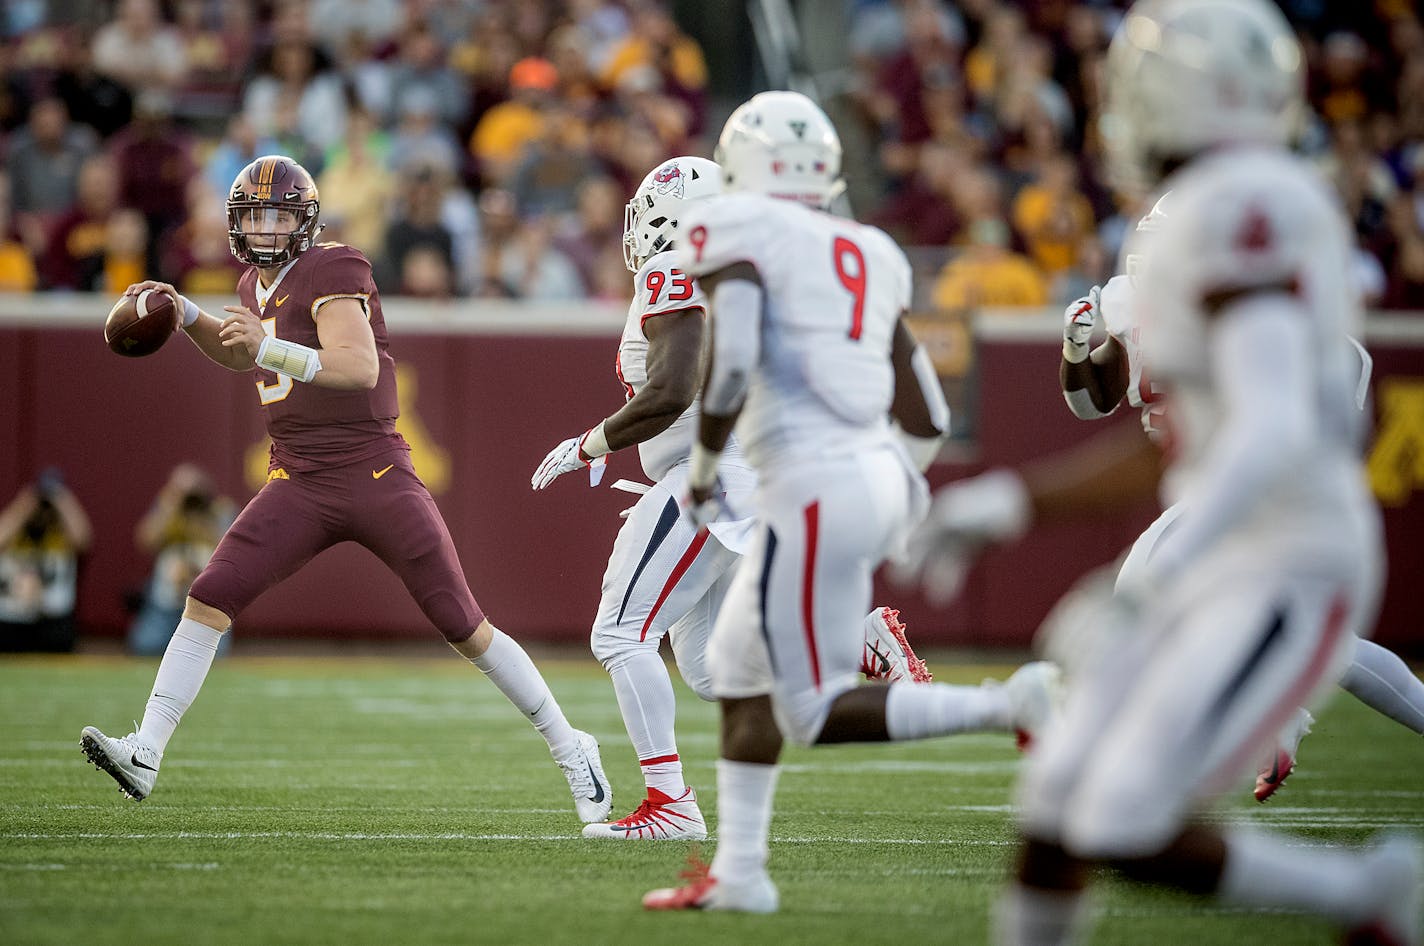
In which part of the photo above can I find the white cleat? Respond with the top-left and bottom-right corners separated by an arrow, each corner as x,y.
1348,831 -> 1423,946
80,726 -> 160,801
860,607 -> 933,683
582,787 -> 708,840
996,661 -> 1063,751
643,858 -> 779,913
1254,708 -> 1313,803
558,730 -> 612,823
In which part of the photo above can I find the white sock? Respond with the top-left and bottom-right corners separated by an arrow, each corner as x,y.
137,618 -> 225,754
994,883 -> 1089,946
1218,827 -> 1379,924
1340,638 -> 1424,735
709,759 -> 780,881
885,680 -> 1012,740
607,650 -> 686,798
472,627 -> 579,761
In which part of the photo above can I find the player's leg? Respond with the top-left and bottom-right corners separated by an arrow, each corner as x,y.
1057,566 -> 1419,943
1340,636 -> 1424,735
584,475 -> 741,839
81,475 -> 331,800
644,525 -> 783,912
351,455 -> 606,821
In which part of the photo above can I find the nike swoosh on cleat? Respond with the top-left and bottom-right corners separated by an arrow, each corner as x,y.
586,764 -> 605,803
131,753 -> 158,772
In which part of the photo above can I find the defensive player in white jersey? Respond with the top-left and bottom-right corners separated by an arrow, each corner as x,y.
639,91 -> 1060,913
1062,202 -> 1424,804
530,156 -> 931,841
901,3 -> 1421,943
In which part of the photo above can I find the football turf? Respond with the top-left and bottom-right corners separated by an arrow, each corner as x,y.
2,652 -> 1421,945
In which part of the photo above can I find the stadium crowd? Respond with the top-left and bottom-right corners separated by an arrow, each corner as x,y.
0,0 -> 1420,308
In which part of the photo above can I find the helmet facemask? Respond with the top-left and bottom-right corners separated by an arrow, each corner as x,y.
227,201 -> 321,268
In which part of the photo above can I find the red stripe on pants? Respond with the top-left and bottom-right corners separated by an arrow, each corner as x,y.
639,754 -> 680,766
639,528 -> 712,641
801,501 -> 822,689
1208,593 -> 1349,790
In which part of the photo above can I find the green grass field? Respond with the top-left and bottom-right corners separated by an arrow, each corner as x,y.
1,651 -> 1421,946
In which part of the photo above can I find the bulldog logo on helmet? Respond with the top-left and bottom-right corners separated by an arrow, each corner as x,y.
651,163 -> 685,198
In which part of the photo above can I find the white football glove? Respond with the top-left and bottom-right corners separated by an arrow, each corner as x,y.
531,430 -> 607,490
680,481 -> 726,532
893,469 -> 1031,604
1062,286 -> 1100,364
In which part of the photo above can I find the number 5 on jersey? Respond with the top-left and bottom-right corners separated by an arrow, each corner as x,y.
256,317 -> 293,404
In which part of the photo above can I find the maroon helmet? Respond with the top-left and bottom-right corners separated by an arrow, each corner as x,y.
226,155 -> 321,267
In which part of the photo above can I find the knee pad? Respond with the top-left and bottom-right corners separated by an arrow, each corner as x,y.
591,622 -> 656,668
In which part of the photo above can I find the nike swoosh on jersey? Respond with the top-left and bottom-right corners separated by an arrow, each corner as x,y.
274,294 -> 290,306
372,464 -> 394,479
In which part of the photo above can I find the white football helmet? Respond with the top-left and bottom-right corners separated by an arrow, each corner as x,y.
714,90 -> 843,208
1125,190 -> 1170,286
1101,0 -> 1305,192
622,156 -> 723,272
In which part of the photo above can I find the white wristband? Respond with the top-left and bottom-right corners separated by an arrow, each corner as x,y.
256,335 -> 323,383
1063,338 -> 1089,364
178,294 -> 200,328
579,421 -> 611,459
688,441 -> 722,492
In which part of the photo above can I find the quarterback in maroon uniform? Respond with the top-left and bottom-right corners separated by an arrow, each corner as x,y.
81,156 -> 610,820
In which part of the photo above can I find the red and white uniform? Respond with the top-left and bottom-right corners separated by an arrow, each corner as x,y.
676,193 -> 927,744
1020,147 -> 1383,857
592,251 -> 756,696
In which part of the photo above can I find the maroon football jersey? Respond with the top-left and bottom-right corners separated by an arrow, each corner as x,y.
236,242 -> 406,471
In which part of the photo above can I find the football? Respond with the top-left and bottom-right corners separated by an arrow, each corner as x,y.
105,289 -> 177,357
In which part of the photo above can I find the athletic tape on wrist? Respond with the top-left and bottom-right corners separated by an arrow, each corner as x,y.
256,335 -> 323,383
178,295 -> 200,328
1062,338 -> 1089,363
580,421 -> 611,460
688,441 -> 721,492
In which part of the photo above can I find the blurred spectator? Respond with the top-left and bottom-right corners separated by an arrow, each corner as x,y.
476,187 -> 583,300
172,0 -> 248,123
128,464 -> 234,656
378,163 -> 456,294
387,21 -> 468,129
1312,32 -> 1385,125
107,90 -> 197,258
204,114 -> 278,199
602,3 -> 707,101
932,217 -> 1048,309
400,245 -> 456,300
1319,118 -> 1398,261
448,9 -> 523,139
553,174 -> 625,294
387,86 -> 462,177
91,0 -> 187,96
163,180 -> 244,296
51,33 -> 134,138
242,40 -> 347,155
0,171 -> 38,292
964,5 -> 1027,111
471,57 -> 557,185
317,105 -> 394,256
0,468 -> 91,653
547,24 -> 604,113
42,154 -> 120,290
868,140 -> 966,246
1385,154 -> 1424,307
568,0 -> 633,75
100,208 -> 148,294
308,0 -> 403,59
5,96 -> 97,232
1010,153 -> 1096,278
851,0 -> 967,66
510,101 -> 594,217
872,1 -> 966,147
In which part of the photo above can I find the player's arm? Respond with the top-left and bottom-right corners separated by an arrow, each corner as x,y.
607,309 -> 704,447
121,281 -> 253,370
1132,288 -> 1314,582
688,261 -> 763,507
890,316 -> 950,470
1060,287 -> 1130,418
217,297 -> 379,391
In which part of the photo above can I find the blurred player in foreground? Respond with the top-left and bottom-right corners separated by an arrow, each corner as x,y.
1062,203 -> 1424,803
80,155 -> 611,822
901,2 -> 1421,942
532,156 -> 931,841
639,91 -> 1059,913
